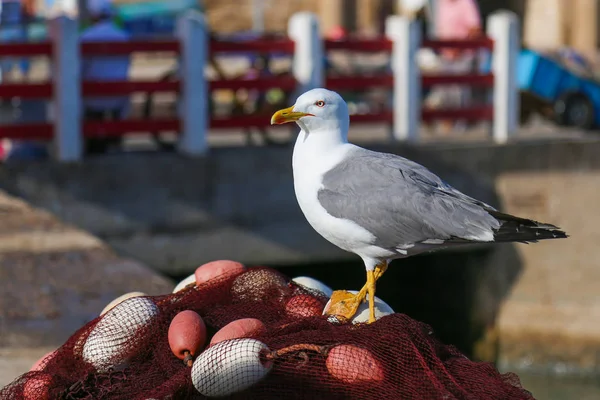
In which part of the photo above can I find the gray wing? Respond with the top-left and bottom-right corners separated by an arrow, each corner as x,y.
317,148 -> 501,250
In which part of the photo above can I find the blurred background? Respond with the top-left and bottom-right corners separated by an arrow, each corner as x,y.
0,1 -> 598,399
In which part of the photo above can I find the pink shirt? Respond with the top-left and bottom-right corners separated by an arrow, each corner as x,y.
436,0 -> 481,40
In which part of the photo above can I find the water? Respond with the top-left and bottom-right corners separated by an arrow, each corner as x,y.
515,373 -> 600,400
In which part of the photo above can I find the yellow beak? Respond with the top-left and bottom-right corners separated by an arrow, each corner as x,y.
270,106 -> 313,125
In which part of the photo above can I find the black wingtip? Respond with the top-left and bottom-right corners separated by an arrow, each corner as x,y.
488,210 -> 568,244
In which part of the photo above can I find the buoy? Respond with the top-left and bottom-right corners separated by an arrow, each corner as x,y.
168,310 -> 207,366
30,350 -> 56,372
172,274 -> 196,293
209,318 -> 266,347
100,292 -> 146,316
231,268 -> 289,302
23,373 -> 53,400
285,294 -> 325,318
191,338 -> 272,397
195,260 -> 246,286
326,344 -> 384,383
83,297 -> 158,371
292,276 -> 333,297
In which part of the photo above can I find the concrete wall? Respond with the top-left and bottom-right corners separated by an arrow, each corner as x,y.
0,144 -> 503,275
0,138 -> 598,372
0,148 -> 351,276
0,190 -> 174,350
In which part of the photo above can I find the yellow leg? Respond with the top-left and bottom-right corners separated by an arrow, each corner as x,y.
356,261 -> 388,300
366,269 -> 376,323
324,261 -> 388,323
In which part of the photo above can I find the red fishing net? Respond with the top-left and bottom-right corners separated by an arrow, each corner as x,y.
1,265 -> 535,400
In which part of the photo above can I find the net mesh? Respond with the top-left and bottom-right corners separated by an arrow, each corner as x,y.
1,266 -> 535,400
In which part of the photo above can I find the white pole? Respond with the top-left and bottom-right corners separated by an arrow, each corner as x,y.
386,15 -> 421,142
288,12 -> 324,98
49,15 -> 82,162
176,11 -> 209,156
487,11 -> 520,144
426,0 -> 438,37
252,0 -> 266,33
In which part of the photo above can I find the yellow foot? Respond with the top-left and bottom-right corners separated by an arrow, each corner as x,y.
325,261 -> 385,324
324,261 -> 387,324
324,289 -> 367,322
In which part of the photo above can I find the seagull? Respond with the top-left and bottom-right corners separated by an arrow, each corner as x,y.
270,88 -> 568,324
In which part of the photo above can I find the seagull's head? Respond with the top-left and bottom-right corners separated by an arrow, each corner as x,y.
270,88 -> 349,136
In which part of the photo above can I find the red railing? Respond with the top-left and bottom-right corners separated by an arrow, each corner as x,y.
0,39 -> 180,139
0,122 -> 53,140
421,38 -> 494,121
324,38 -> 394,125
323,36 -> 495,123
81,40 -> 180,55
326,75 -> 394,91
0,36 -> 297,137
421,74 -> 493,87
0,34 -> 495,139
210,38 -> 294,54
422,37 -> 494,50
0,82 -> 52,98
325,38 -> 392,52
0,41 -> 52,56
209,75 -> 296,91
207,37 -> 295,129
0,41 -> 53,139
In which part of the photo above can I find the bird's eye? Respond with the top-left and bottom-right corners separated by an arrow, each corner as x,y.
315,100 -> 325,107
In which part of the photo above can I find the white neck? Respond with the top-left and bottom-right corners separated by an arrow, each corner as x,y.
292,124 -> 350,177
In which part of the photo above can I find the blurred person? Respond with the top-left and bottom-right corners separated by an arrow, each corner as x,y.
80,0 -> 131,155
427,0 -> 483,133
326,25 -> 347,41
0,0 -> 34,83
436,0 -> 482,61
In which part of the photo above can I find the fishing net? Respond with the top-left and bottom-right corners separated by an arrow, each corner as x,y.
1,265 -> 535,400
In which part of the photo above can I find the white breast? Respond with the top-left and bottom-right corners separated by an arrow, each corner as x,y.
292,134 -> 377,256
